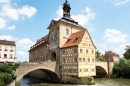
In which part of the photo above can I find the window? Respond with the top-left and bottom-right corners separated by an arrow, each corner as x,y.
4,47 -> 7,51
66,28 -> 69,35
10,47 -> 13,52
62,50 -> 65,54
80,49 -> 83,53
88,58 -> 90,62
83,58 -> 85,62
79,58 -> 82,62
84,69 -> 88,72
92,50 -> 94,54
0,54 -> 1,58
92,58 -> 94,62
10,54 -> 13,59
86,50 -> 88,53
92,69 -> 94,72
74,69 -> 77,73
4,54 -> 7,58
80,69 -> 82,72
74,58 -> 77,62
74,49 -> 77,53
84,43 -> 85,46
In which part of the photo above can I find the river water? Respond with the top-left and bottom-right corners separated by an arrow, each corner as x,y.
20,76 -> 130,86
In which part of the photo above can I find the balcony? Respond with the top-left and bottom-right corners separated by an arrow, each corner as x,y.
10,50 -> 14,52
4,49 -> 8,51
4,57 -> 7,58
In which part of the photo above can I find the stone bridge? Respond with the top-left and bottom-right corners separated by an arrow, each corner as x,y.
96,62 -> 114,77
15,61 -> 60,82
14,61 -> 114,82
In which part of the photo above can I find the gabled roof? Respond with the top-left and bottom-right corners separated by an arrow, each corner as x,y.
61,29 -> 86,48
0,40 -> 15,46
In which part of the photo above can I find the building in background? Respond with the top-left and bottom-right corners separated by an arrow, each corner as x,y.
29,0 -> 96,81
104,51 -> 120,63
0,40 -> 16,63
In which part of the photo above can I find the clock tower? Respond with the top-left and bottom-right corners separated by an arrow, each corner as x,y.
63,0 -> 71,17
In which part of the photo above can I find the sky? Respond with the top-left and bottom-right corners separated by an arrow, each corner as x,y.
0,0 -> 130,62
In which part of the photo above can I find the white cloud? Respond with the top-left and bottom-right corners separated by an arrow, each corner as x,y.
17,38 -> 34,50
1,4 -> 19,21
0,0 -> 10,4
0,17 -> 7,29
71,7 -> 96,26
105,0 -> 130,6
0,0 -> 37,30
16,38 -> 34,62
113,0 -> 130,6
7,25 -> 15,30
103,29 -> 128,43
17,51 -> 26,56
18,5 -> 37,18
54,6 -> 63,20
0,35 -> 17,41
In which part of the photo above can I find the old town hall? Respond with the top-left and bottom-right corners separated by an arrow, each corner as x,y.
29,0 -> 96,81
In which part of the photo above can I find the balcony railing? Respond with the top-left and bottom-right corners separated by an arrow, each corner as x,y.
4,49 -> 8,51
10,50 -> 14,52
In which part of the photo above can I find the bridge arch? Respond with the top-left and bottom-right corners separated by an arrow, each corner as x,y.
96,66 -> 108,77
16,64 -> 60,82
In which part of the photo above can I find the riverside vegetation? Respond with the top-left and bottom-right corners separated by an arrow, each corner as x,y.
113,45 -> 130,78
0,63 -> 20,86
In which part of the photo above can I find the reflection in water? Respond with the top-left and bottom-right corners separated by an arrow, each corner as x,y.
20,76 -> 130,86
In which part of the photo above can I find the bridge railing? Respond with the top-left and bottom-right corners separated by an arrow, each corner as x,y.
18,61 -> 56,65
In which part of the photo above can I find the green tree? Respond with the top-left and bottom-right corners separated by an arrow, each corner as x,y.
96,50 -> 101,61
124,45 -> 130,59
113,58 -> 130,78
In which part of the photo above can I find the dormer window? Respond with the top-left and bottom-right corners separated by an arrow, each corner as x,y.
76,37 -> 78,40
67,39 -> 70,42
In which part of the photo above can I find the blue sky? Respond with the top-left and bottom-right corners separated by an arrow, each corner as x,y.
0,0 -> 130,62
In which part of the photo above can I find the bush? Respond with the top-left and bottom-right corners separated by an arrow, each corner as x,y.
0,63 -> 20,85
113,58 -> 130,78
15,82 -> 21,86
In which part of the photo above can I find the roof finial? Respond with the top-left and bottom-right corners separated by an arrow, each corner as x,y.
66,0 -> 68,2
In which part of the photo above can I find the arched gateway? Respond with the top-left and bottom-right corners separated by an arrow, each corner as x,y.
51,52 -> 56,61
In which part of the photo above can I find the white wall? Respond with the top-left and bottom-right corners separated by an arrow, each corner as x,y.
0,44 -> 16,62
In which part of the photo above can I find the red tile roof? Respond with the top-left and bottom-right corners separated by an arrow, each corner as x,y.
62,29 -> 86,48
0,40 -> 15,46
30,35 -> 49,49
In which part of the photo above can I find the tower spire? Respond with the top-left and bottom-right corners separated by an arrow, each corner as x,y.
63,0 -> 71,17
